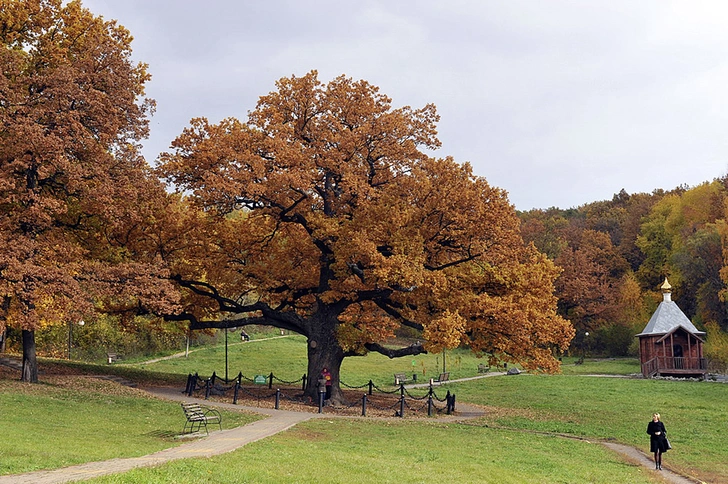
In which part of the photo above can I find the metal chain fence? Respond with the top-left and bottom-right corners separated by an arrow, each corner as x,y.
184,372 -> 456,418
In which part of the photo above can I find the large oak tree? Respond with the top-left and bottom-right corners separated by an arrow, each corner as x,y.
0,0 -> 178,381
158,71 -> 573,401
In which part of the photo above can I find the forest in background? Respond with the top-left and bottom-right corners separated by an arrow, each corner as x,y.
520,177 -> 728,359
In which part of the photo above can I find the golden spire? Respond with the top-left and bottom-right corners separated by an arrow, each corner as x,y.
660,277 -> 672,292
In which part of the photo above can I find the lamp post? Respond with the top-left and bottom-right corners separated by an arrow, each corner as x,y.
68,320 -> 85,360
224,327 -> 229,381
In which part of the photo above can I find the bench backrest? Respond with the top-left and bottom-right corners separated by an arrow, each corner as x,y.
181,403 -> 205,419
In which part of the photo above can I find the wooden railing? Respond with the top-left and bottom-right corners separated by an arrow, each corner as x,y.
660,356 -> 706,370
642,357 -> 659,377
642,356 -> 707,376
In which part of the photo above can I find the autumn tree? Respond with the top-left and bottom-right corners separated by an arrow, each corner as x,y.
157,71 -> 573,402
553,229 -> 629,334
0,0 -> 178,381
704,321 -> 728,371
520,191 -> 666,355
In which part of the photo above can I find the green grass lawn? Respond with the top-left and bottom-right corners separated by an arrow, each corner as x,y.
84,419 -> 659,484
132,333 -> 642,386
133,334 -> 519,385
558,357 -> 640,375
0,373 -> 259,475
449,374 -> 728,482
1,336 -> 726,483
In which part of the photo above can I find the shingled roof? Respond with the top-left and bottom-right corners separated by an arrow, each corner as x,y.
636,278 -> 705,338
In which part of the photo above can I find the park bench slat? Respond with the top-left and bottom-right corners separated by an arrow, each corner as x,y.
181,402 -> 222,434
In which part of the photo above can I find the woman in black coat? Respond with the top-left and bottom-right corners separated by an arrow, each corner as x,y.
646,413 -> 669,470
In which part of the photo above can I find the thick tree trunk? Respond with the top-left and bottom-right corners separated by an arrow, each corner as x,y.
21,329 -> 38,383
304,315 -> 345,404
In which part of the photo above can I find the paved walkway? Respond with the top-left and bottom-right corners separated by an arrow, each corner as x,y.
602,443 -> 699,484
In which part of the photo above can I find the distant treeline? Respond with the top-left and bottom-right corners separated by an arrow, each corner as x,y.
519,177 -> 728,356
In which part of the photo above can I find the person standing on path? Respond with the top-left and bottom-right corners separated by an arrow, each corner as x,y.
320,367 -> 332,400
646,412 -> 670,470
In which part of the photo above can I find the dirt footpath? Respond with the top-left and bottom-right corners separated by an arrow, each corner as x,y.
602,442 -> 703,484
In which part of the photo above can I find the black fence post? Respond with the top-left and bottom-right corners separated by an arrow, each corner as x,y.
185,374 -> 192,395
398,383 -> 406,417
205,379 -> 211,400
318,390 -> 325,413
275,388 -> 280,410
233,380 -> 240,404
210,371 -> 217,386
362,394 -> 367,416
269,372 -> 274,389
302,374 -> 307,392
368,379 -> 373,395
428,395 -> 433,416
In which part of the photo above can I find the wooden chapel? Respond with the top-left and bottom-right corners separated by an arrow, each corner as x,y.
637,278 -> 707,378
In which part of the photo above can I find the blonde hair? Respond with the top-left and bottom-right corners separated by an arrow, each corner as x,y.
653,413 -> 661,420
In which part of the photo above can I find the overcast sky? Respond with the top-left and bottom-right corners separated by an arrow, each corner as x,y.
82,0 -> 728,210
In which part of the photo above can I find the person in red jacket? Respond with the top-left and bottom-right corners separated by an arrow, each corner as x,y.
646,413 -> 670,470
320,367 -> 332,400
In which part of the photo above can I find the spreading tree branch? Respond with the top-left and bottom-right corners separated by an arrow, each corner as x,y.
364,342 -> 427,358
424,252 -> 481,271
171,275 -> 250,312
169,275 -> 307,332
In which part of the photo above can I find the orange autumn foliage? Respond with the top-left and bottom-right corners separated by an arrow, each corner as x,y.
0,0 -> 178,381
158,71 -> 573,398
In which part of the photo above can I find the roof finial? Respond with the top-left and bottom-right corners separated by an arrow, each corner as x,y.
661,277 -> 672,302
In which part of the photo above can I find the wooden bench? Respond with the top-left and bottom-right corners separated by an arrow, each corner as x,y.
106,352 -> 122,364
477,363 -> 490,373
181,402 -> 222,434
436,372 -> 450,382
393,372 -> 413,385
